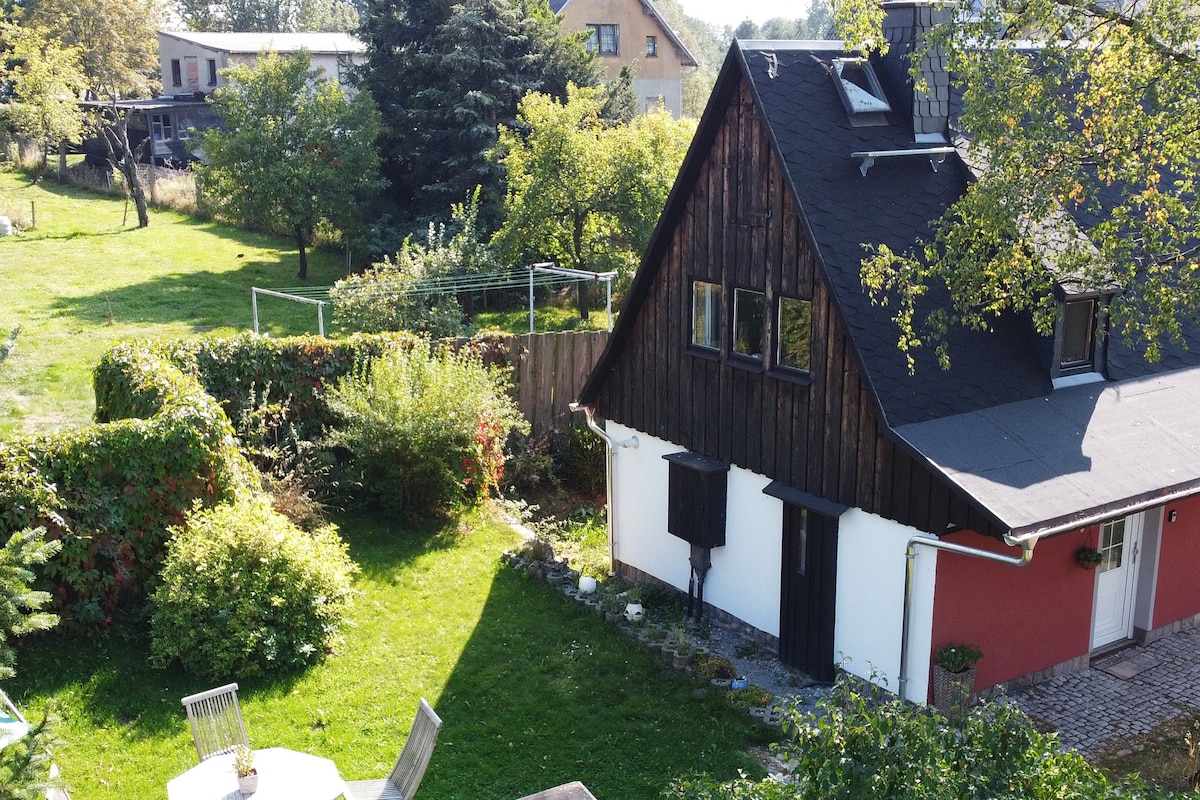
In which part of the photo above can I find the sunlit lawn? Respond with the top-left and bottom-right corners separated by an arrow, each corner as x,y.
9,511 -> 770,800
0,170 -> 344,437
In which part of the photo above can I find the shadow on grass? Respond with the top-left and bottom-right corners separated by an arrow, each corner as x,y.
6,510 -> 769,800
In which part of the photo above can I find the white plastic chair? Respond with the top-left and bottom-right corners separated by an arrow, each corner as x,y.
343,698 -> 443,800
180,682 -> 249,762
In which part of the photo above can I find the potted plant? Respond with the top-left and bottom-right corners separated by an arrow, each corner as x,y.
233,745 -> 258,795
932,642 -> 982,719
623,585 -> 645,624
1075,546 -> 1103,570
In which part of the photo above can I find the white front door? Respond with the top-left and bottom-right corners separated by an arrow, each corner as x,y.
1091,514 -> 1143,649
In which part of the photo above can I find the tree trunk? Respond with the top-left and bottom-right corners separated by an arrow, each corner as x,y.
295,225 -> 309,280
100,107 -> 150,228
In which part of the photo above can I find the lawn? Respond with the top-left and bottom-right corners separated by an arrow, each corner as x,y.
0,170 -> 345,438
7,511 -> 769,800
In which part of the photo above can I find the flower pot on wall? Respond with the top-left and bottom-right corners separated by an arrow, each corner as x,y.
932,664 -> 976,719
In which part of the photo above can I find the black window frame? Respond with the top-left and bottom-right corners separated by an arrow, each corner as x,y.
732,287 -> 766,363
207,59 -> 218,86
170,59 -> 182,87
1052,294 -> 1108,382
646,35 -> 658,57
775,295 -> 813,375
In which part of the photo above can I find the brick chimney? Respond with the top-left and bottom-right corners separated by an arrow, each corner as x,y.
876,0 -> 952,143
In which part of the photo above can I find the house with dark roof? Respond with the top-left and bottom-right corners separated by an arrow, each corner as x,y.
550,0 -> 698,117
573,0 -> 1200,702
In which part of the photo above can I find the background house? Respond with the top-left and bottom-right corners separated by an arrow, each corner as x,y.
157,31 -> 365,97
575,0 -> 1200,703
550,0 -> 698,116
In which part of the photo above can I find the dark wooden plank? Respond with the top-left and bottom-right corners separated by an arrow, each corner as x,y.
890,448 -> 913,526
837,354 -> 859,508
745,369 -> 763,472
820,292 -> 843,500
856,383 -> 877,512
908,459 -> 931,532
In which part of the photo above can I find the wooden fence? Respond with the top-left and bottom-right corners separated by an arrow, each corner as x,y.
501,331 -> 609,438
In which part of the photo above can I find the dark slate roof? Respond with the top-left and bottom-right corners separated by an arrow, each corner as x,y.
580,37 -> 1200,534
896,366 -> 1200,537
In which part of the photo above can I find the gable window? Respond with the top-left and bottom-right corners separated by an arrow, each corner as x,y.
646,35 -> 658,57
692,281 -> 721,350
777,297 -> 812,372
207,59 -> 218,86
171,59 -> 182,87
733,288 -> 765,359
586,24 -> 619,56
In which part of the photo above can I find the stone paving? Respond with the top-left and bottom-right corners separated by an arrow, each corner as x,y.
1011,626 -> 1200,757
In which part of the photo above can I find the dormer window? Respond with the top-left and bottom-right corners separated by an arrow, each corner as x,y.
692,281 -> 721,350
831,58 -> 891,127
1052,296 -> 1108,388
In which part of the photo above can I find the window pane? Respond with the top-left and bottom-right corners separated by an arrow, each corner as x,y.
207,59 -> 218,86
692,281 -> 721,349
778,297 -> 812,371
1061,299 -> 1096,368
646,35 -> 657,57
598,24 -> 618,55
733,289 -> 765,358
1099,518 -> 1125,573
585,26 -> 599,53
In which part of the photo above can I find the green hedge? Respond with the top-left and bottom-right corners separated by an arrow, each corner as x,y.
0,345 -> 255,629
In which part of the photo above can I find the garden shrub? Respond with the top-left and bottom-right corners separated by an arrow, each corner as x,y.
325,337 -> 529,518
556,423 -> 606,497
0,346 -> 255,631
668,672 -> 1187,800
149,496 -> 359,679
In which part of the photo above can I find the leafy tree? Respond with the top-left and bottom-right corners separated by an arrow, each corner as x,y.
842,0 -> 1200,367
0,22 -> 86,169
491,84 -> 696,317
197,51 -> 383,280
174,0 -> 358,31
17,0 -> 162,99
357,0 -> 600,228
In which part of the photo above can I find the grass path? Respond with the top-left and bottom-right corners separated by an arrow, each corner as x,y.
0,171 -> 345,437
8,512 -> 769,800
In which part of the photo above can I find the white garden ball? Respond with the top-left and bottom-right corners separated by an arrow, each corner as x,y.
578,576 -> 598,595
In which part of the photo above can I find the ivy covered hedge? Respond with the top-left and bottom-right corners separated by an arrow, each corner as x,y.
111,332 -> 517,444
0,345 -> 255,629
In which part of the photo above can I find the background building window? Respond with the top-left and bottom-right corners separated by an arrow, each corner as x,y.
778,297 -> 812,371
733,288 -> 765,359
646,35 -> 658,57
207,59 -> 218,86
586,24 -> 619,55
692,281 -> 721,349
150,114 -> 174,141
171,59 -> 182,87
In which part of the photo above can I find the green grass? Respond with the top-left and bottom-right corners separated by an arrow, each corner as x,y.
474,304 -> 614,334
7,511 -> 769,800
0,169 -> 345,437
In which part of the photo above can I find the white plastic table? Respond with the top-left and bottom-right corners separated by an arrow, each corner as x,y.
167,747 -> 347,800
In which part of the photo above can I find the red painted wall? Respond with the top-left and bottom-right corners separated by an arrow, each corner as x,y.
1154,496 -> 1200,628
930,528 -> 1096,692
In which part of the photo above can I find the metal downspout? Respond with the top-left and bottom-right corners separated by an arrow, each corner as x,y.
569,403 -> 638,574
897,531 -> 1039,702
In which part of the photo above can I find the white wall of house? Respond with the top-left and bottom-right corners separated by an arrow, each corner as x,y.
635,77 -> 683,117
608,422 -> 783,635
608,421 -> 939,699
835,509 -> 937,702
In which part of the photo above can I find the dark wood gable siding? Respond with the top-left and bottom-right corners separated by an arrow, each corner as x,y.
594,75 -> 979,538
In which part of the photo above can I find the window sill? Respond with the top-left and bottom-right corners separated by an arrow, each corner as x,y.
769,367 -> 812,386
728,353 -> 765,372
687,345 -> 720,361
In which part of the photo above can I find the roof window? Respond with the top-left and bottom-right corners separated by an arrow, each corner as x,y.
831,58 -> 891,127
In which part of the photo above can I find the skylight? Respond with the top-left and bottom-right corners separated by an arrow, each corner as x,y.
831,58 -> 892,126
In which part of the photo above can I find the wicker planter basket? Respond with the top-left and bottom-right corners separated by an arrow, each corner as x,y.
932,664 -> 976,719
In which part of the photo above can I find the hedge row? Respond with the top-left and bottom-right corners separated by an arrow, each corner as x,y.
0,344 -> 256,628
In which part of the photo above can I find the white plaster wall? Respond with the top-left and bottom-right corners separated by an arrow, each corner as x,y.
835,508 -> 937,702
607,423 -> 782,635
634,77 -> 683,118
